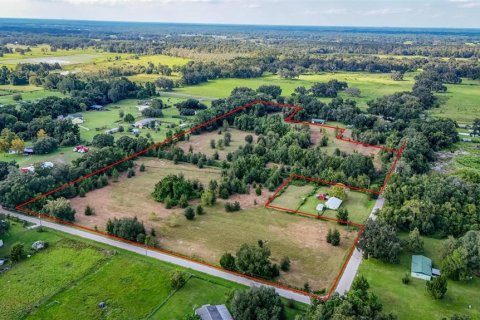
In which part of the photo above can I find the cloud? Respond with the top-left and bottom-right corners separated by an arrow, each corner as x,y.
363,8 -> 413,15
323,8 -> 348,15
448,0 -> 480,8
44,0 -> 225,5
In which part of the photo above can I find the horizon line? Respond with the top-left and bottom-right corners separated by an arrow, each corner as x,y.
0,16 -> 479,31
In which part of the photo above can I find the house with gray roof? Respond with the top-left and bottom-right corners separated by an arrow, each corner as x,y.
195,304 -> 233,320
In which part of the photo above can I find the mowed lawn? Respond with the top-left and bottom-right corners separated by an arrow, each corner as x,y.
70,158 -> 355,291
174,72 -> 416,110
0,225 -> 109,320
271,183 -> 374,224
358,236 -> 480,320
0,146 -> 83,166
79,98 -> 189,142
430,79 -> 480,124
0,217 -> 306,319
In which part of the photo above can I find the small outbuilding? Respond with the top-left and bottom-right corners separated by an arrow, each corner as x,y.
23,148 -> 34,155
311,118 -> 326,124
325,197 -> 343,210
195,304 -> 233,320
316,204 -> 325,213
411,255 -> 433,281
0,239 -> 3,248
88,104 -> 104,111
105,127 -> 120,134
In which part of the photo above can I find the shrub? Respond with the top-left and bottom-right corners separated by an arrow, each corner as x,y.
402,273 -> 411,285
195,205 -> 204,215
184,207 -> 195,220
170,271 -> 187,290
139,163 -> 146,172
280,256 -> 291,272
225,201 -> 241,212
84,205 -> 95,216
220,252 -> 236,270
10,243 -> 24,263
426,275 -> 448,299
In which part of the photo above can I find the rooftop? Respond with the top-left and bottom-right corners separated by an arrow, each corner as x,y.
411,255 -> 432,276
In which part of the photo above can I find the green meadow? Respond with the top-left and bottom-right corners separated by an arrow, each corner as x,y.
0,218 -> 305,320
358,236 -> 480,320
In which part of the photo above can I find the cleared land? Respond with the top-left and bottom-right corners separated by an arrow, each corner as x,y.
176,128 -> 255,160
174,72 -> 416,110
359,235 -> 480,320
78,98 -> 189,142
0,146 -> 83,166
270,182 -> 374,224
0,86 -> 64,105
430,79 -> 480,124
69,158 -> 356,291
0,217 -> 305,319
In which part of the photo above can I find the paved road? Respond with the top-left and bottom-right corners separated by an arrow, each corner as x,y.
1,207 -> 311,304
335,197 -> 384,295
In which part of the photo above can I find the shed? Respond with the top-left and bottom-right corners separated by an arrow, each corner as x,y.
0,239 -> 3,248
411,255 -> 432,281
105,127 -> 120,134
311,118 -> 326,124
133,118 -> 158,128
325,197 -> 343,210
316,204 -> 325,212
195,304 -> 233,320
132,128 -> 140,135
23,148 -> 34,155
88,104 -> 104,111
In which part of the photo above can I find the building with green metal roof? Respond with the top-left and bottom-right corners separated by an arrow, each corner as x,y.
411,255 -> 433,281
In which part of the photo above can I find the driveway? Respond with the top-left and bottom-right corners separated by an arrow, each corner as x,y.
335,196 -> 384,295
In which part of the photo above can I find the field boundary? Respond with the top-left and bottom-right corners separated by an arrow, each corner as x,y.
15,100 -> 406,302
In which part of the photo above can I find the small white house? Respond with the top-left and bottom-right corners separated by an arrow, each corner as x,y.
196,305 -> 233,320
325,197 -> 343,210
316,204 -> 325,213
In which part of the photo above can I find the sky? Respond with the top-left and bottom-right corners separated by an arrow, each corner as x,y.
0,0 -> 479,28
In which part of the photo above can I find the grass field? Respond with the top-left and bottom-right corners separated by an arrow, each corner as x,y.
174,72 -> 416,110
298,186 -> 374,224
78,98 -> 190,142
0,146 -> 83,166
358,236 -> 480,320
430,79 -> 480,124
0,88 -> 65,105
68,158 -> 356,291
0,217 -> 305,319
271,182 -> 374,224
0,222 -> 109,320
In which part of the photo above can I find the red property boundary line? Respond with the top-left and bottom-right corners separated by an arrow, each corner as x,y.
15,100 -> 406,302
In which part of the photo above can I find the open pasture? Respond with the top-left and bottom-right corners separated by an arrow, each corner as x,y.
69,158 -> 356,291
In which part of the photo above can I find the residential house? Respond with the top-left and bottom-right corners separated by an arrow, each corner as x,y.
195,305 -> 233,320
325,197 -> 343,210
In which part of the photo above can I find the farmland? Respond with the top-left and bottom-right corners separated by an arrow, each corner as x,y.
358,235 -> 480,320
0,217 -> 305,319
68,158 -> 357,291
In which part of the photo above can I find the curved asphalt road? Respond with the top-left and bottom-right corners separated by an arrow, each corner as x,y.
1,207 -> 311,304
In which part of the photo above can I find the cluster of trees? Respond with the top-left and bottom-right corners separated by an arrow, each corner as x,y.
0,63 -> 61,86
0,146 -> 133,209
300,276 -> 396,320
151,174 -> 204,208
174,99 -> 207,116
43,74 -> 144,105
219,240 -> 281,280
441,231 -> 480,281
381,174 -> 480,237
105,216 -> 146,242
231,286 -> 285,320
